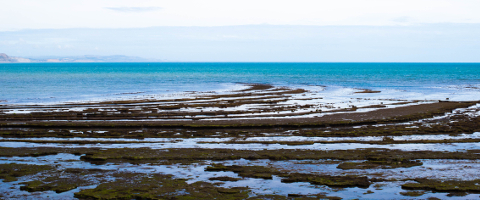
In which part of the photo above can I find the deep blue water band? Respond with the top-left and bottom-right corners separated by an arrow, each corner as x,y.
1,62 -> 479,104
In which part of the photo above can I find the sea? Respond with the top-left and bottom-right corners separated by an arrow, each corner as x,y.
1,62 -> 480,104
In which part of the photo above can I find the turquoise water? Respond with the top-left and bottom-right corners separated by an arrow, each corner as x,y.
1,62 -> 480,104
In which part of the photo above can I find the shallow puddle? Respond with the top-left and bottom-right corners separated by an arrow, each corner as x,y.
2,140 -> 480,152
2,154 -> 480,199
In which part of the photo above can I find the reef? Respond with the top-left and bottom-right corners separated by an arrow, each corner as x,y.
206,164 -> 371,188
0,163 -> 53,182
1,85 -> 480,199
74,173 -> 250,200
402,179 -> 480,193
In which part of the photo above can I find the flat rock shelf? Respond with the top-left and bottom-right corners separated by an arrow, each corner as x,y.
1,84 -> 480,199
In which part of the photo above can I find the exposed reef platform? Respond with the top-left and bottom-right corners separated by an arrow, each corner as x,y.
1,84 -> 480,199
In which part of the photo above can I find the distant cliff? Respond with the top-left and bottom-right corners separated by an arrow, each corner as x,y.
0,53 -> 14,62
30,55 -> 155,62
0,53 -> 31,63
0,53 -> 156,63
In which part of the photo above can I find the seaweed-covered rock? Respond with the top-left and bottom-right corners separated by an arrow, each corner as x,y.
206,164 -> 371,188
209,176 -> 242,181
0,163 -> 53,182
281,173 -> 371,188
20,168 -> 112,193
74,173 -> 249,200
337,159 -> 422,170
206,164 -> 282,179
402,179 -> 480,193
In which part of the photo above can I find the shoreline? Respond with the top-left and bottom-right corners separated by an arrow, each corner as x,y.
2,80 -> 480,106
1,84 -> 478,126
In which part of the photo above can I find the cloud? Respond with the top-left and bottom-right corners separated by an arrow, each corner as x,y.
104,7 -> 162,13
392,16 -> 411,23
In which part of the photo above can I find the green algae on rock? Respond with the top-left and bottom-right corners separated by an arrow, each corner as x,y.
3,147 -> 480,164
78,148 -> 480,164
281,173 -> 370,188
206,164 -> 283,179
208,176 -> 242,181
399,190 -> 427,197
246,194 -> 342,200
19,168 -> 112,193
337,159 -> 423,170
74,173 -> 250,200
402,179 -> 480,193
206,164 -> 371,188
20,179 -> 79,193
0,163 -> 53,182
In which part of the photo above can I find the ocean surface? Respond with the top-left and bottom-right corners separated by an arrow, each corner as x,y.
1,62 -> 480,104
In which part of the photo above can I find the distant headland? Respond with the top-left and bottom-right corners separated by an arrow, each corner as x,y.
0,53 -> 157,63
0,53 -> 32,63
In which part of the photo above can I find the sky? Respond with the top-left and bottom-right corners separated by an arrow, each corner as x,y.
1,0 -> 480,62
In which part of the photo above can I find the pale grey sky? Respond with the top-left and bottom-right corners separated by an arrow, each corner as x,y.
1,1 -> 480,62
1,0 -> 480,31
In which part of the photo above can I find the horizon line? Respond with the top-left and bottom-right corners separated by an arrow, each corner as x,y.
2,61 -> 480,64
